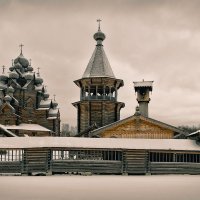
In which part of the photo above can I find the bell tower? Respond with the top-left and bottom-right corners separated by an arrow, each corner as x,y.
73,20 -> 124,133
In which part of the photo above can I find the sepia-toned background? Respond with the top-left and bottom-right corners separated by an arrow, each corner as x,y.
0,0 -> 200,127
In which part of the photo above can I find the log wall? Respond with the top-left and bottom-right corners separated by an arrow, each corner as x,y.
0,147 -> 200,175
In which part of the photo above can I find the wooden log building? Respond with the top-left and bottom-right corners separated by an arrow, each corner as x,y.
0,46 -> 60,136
0,21 -> 199,176
73,21 -> 184,139
0,137 -> 200,175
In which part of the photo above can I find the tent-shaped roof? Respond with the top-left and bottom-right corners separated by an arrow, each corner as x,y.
82,45 -> 115,78
82,27 -> 115,78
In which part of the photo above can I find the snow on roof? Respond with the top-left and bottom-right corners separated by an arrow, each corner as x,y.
0,137 -> 199,151
47,117 -> 57,120
39,99 -> 51,108
35,85 -> 43,91
49,108 -> 58,114
0,124 -> 17,137
133,81 -> 153,88
37,108 -> 49,110
188,130 -> 200,136
4,123 -> 51,132
0,82 -> 7,90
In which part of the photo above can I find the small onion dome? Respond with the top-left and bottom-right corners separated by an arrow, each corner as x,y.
14,54 -> 29,68
4,95 -> 12,102
24,72 -> 33,80
49,108 -> 58,117
7,86 -> 14,93
52,100 -> 58,108
9,71 -> 19,79
27,65 -> 33,72
44,92 -> 49,99
9,66 -> 15,71
35,75 -> 43,84
14,63 -> 22,70
93,30 -> 106,42
35,85 -> 43,91
0,83 -> 7,90
0,73 -> 8,82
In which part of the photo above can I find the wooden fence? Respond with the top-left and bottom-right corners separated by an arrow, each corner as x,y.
0,147 -> 200,175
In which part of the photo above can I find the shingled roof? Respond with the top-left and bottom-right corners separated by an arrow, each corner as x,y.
82,46 -> 115,78
82,27 -> 115,78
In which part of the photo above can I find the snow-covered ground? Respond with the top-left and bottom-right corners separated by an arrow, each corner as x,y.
0,175 -> 199,200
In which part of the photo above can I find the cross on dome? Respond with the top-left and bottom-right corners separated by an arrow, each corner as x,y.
19,43 -> 24,55
37,67 -> 40,75
97,19 -> 102,31
53,94 -> 56,101
2,65 -> 5,74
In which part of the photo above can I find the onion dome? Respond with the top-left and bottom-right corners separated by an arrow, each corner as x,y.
0,73 -> 8,82
35,85 -> 43,92
9,60 -> 15,71
24,72 -> 33,80
9,70 -> 19,79
14,54 -> 29,68
44,92 -> 49,99
9,66 -> 15,71
48,108 -> 58,117
0,65 -> 8,81
93,20 -> 106,45
94,30 -> 106,42
27,65 -> 33,72
7,86 -> 14,94
4,95 -> 12,102
0,83 -> 7,90
52,95 -> 58,108
35,74 -> 43,84
14,63 -> 22,70
52,100 -> 58,108
27,59 -> 33,72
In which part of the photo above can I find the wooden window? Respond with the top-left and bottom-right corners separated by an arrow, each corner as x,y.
0,149 -> 23,162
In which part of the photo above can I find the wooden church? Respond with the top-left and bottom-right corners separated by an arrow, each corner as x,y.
0,21 -> 199,176
73,21 -> 184,138
0,45 -> 60,137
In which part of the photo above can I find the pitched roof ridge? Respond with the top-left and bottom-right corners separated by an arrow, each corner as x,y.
90,114 -> 183,137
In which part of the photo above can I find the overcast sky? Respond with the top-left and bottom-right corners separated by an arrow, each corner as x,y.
0,0 -> 200,127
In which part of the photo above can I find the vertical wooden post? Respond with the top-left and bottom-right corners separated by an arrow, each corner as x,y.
95,85 -> 97,99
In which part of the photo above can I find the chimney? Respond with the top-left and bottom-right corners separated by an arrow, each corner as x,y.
133,80 -> 153,117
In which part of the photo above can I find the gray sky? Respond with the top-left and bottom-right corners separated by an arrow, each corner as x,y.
0,0 -> 200,127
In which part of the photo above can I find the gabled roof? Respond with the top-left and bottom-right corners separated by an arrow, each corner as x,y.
22,80 -> 33,89
82,44 -> 115,78
0,137 -> 199,151
89,114 -> 184,137
1,102 -> 15,113
4,123 -> 52,132
0,124 -> 18,137
10,79 -> 21,88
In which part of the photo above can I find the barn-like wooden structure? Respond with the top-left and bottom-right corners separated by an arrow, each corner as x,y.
0,137 -> 200,175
